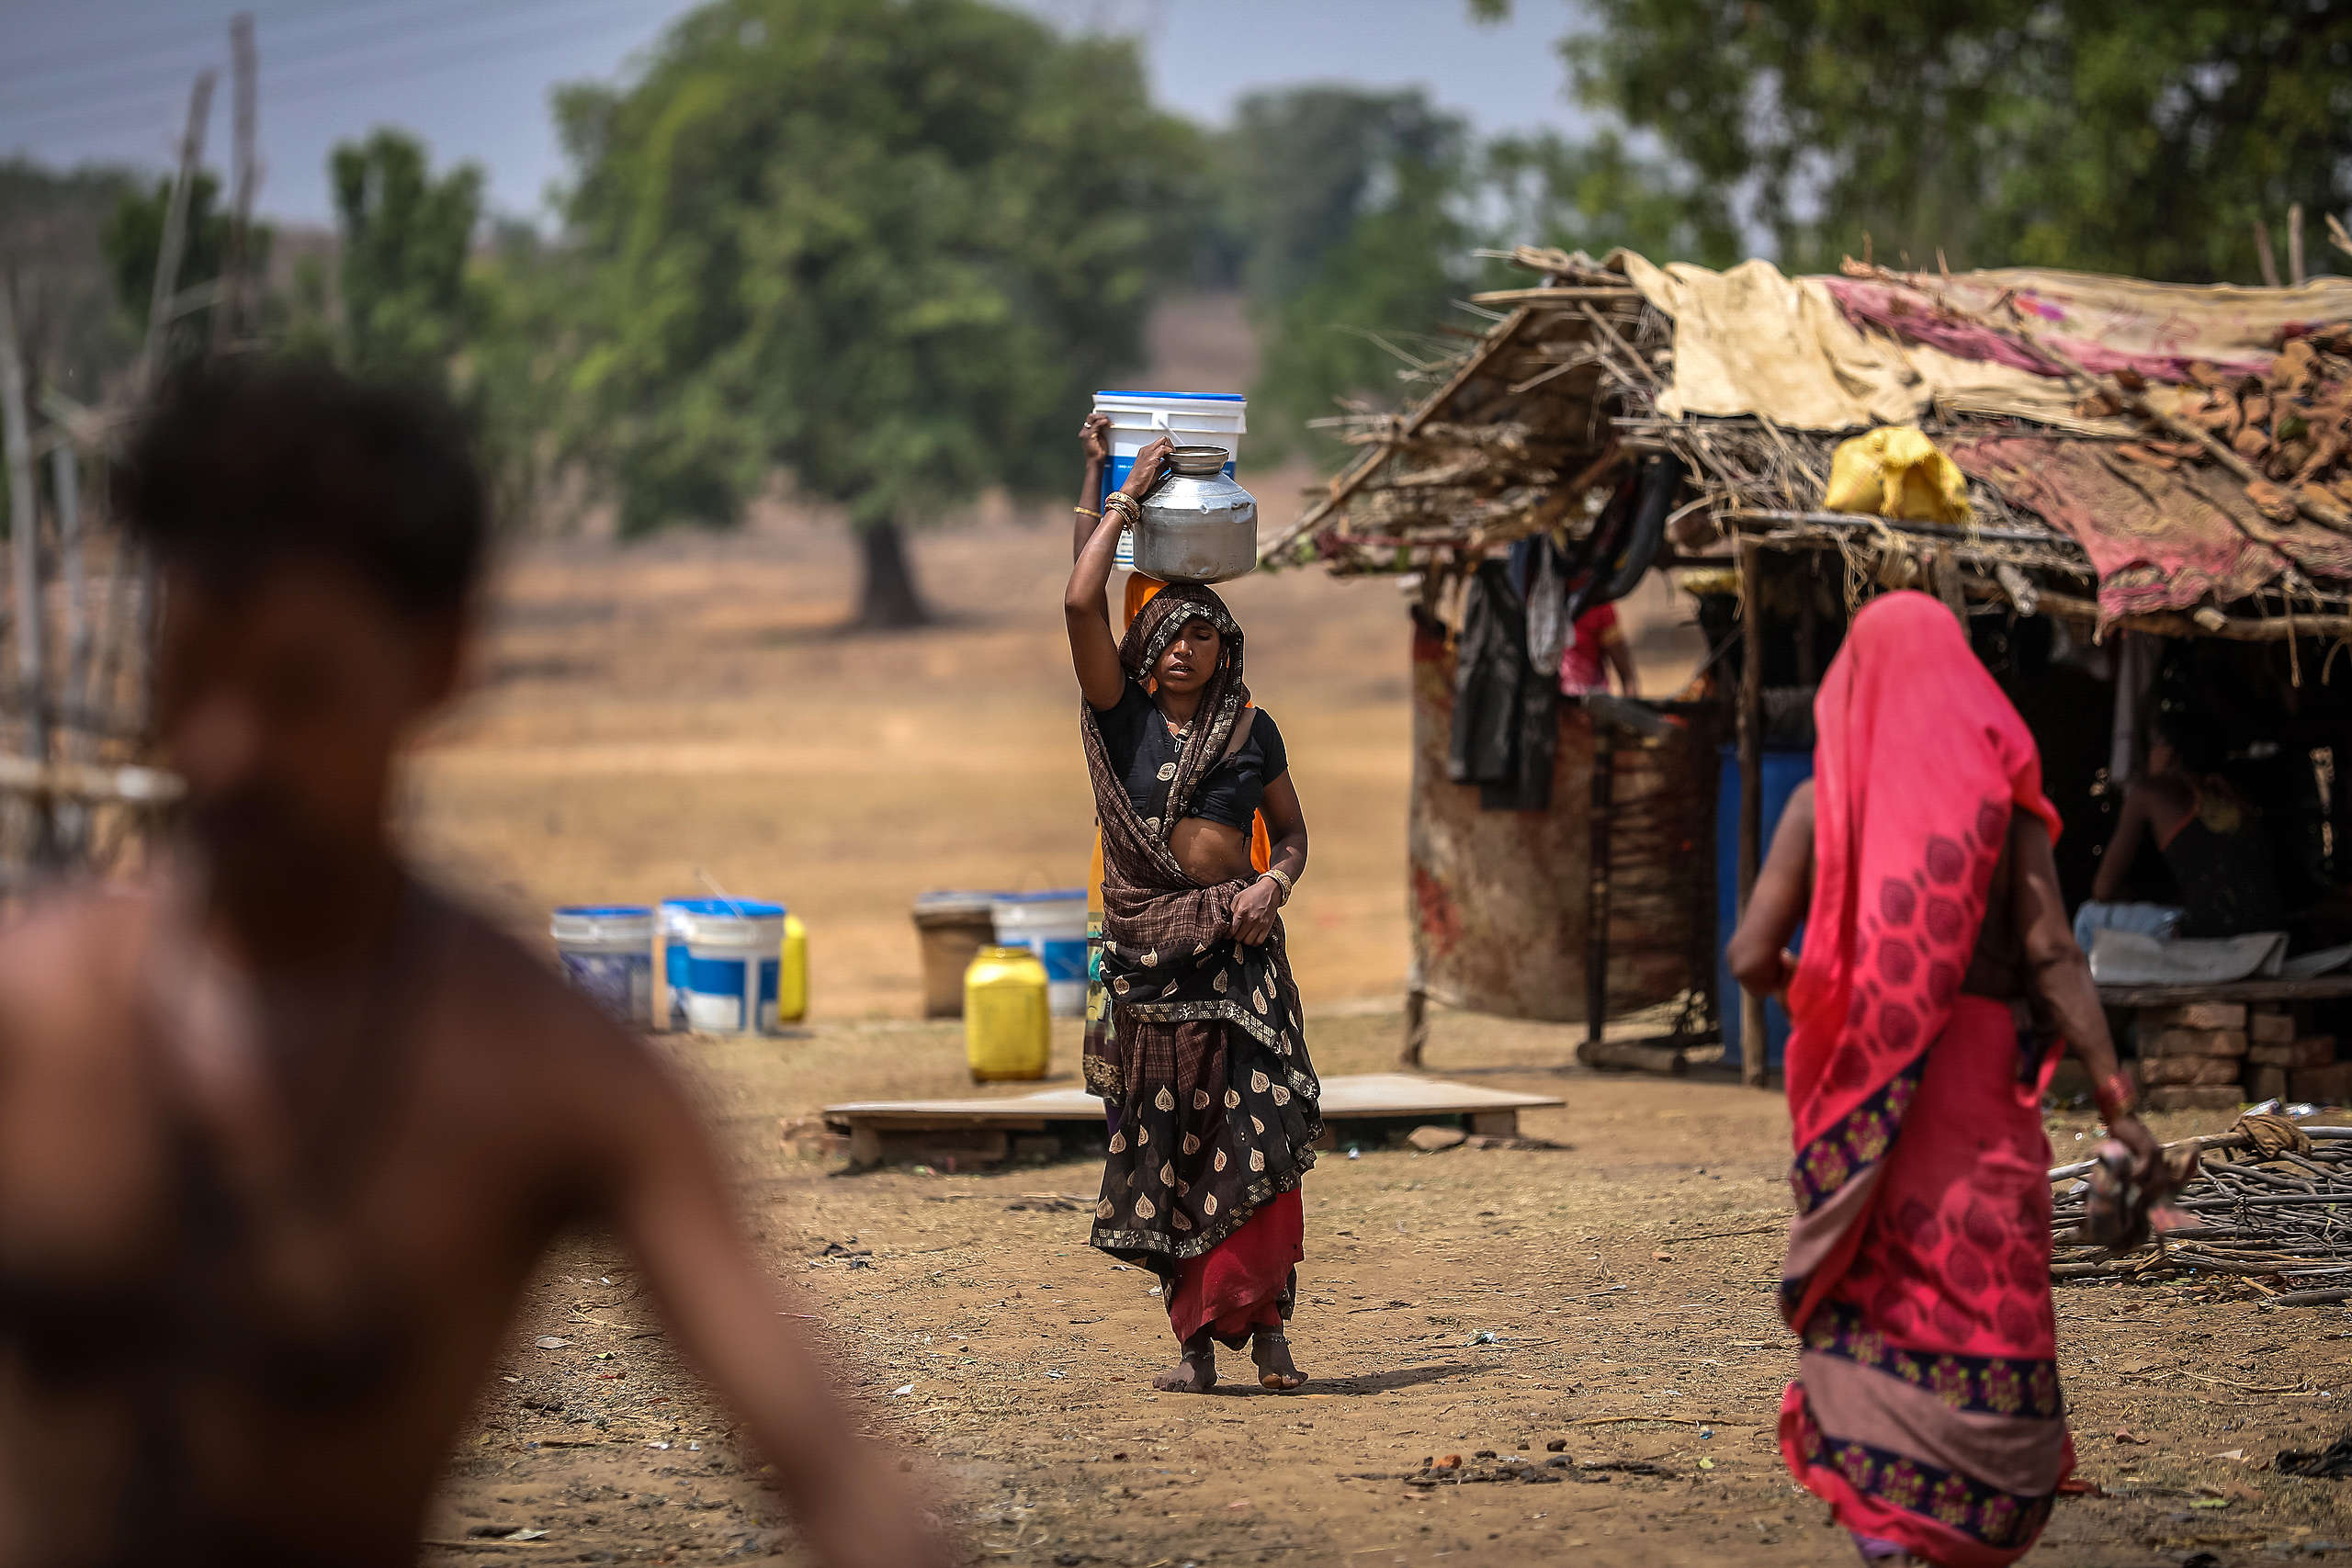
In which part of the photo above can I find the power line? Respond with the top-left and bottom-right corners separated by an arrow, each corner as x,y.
3,1 -> 669,142
3,0 -> 440,85
2,0 -> 662,111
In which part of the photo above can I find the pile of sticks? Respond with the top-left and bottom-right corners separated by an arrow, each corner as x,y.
2050,1126 -> 2352,1303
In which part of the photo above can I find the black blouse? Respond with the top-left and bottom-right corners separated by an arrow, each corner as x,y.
1093,681 -> 1289,833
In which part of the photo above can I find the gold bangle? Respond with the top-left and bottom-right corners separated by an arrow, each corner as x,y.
1261,867 -> 1295,902
1074,504 -> 1101,518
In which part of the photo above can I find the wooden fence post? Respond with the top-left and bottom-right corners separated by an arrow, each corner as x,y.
1736,536 -> 1768,1089
0,277 -> 55,868
144,72 -> 219,378
215,15 -> 259,351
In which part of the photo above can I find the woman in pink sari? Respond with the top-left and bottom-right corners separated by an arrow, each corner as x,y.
1728,592 -> 2159,1567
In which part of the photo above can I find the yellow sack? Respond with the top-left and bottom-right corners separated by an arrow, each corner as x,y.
1823,425 -> 1973,525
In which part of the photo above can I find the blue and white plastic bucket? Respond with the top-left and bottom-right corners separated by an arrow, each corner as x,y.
665,897 -> 786,1034
991,889 -> 1090,1018
1091,390 -> 1246,570
552,905 -> 656,1028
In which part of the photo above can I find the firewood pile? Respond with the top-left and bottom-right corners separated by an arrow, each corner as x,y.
2171,326 -> 2352,520
2051,1122 -> 2352,1303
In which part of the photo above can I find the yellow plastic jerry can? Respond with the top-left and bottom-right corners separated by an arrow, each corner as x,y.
965,944 -> 1050,1082
778,912 -> 808,1024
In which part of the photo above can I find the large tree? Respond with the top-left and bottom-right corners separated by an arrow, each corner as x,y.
1226,85 -> 1740,458
550,0 -> 1198,626
1483,0 -> 2352,280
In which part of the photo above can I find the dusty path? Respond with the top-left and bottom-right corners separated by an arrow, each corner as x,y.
429,1008 -> 2352,1566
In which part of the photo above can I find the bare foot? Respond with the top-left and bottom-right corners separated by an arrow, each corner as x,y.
1153,1335 -> 1216,1393
1252,1330 -> 1305,1391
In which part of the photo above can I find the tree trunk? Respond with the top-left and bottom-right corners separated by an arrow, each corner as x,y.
854,520 -> 932,629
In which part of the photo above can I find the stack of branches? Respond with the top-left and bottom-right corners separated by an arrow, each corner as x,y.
2050,1125 -> 2352,1303
1275,250 -> 1649,577
2172,326 -> 2352,524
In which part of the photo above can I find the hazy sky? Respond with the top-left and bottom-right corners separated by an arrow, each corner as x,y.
1,0 -> 1586,226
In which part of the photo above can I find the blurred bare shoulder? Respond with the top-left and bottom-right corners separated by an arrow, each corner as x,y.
416,887 -> 691,1149
0,882 -> 162,1052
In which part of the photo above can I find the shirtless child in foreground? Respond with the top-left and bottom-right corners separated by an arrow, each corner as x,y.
0,362 -> 949,1568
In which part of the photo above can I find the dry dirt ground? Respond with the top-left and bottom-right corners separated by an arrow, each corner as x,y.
408,517 -> 2352,1565
427,1008 -> 2352,1568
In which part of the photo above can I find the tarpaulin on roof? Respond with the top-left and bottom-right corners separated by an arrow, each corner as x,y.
1616,254 -> 2123,432
1944,435 -> 2352,620
1826,270 -> 2352,387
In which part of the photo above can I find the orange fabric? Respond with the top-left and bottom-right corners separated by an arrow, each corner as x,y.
1124,570 -> 1165,626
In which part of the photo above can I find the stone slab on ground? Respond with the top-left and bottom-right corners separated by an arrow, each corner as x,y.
2250,1036 -> 2335,1070
2141,1055 -> 2244,1088
2146,1027 -> 2249,1058
2144,1084 -> 2245,1112
2251,1010 -> 2300,1044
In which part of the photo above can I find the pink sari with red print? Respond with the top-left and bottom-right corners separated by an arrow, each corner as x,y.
1775,593 -> 2071,1568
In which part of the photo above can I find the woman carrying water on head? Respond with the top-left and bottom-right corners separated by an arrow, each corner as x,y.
1066,421 -> 1319,1393
1728,592 -> 2162,1566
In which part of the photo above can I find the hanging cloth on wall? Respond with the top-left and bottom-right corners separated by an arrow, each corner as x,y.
1446,558 -> 1559,811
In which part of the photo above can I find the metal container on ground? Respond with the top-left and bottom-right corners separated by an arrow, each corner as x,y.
1133,446 -> 1259,584
913,891 -> 999,1019
550,905 -> 655,1028
989,888 -> 1089,1017
965,944 -> 1051,1082
1091,390 -> 1247,570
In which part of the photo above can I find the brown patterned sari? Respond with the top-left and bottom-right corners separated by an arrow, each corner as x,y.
1080,584 -> 1322,1280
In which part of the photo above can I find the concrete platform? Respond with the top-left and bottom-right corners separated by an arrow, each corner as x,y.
822,1073 -> 1564,1170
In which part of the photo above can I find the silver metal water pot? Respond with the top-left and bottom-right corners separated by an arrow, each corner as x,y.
1132,446 -> 1258,584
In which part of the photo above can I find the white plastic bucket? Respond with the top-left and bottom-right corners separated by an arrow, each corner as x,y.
1092,390 -> 1246,571
660,897 -> 697,1031
671,897 -> 786,1034
552,904 -> 655,1028
991,888 -> 1090,1018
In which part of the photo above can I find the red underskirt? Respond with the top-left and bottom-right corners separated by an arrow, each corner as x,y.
1166,1187 -> 1303,1346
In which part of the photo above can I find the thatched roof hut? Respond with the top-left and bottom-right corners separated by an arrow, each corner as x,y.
1277,246 -> 2352,1080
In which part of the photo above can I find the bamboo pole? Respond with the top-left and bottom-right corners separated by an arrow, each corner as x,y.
214,15 -> 258,351
47,441 -> 88,739
2256,220 -> 2282,288
144,72 -> 218,378
0,281 -> 47,771
1579,722 -> 1612,1067
1736,536 -> 1768,1089
2290,204 -> 2308,288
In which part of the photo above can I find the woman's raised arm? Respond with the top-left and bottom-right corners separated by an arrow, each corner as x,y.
1066,434 -> 1170,711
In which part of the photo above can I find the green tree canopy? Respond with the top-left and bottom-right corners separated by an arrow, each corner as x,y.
330,130 -> 485,384
1227,82 -> 1740,459
1218,87 -> 1477,456
550,0 -> 1198,623
1495,0 -> 2352,280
